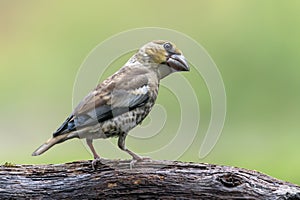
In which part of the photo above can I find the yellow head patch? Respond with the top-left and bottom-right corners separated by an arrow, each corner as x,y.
142,40 -> 182,64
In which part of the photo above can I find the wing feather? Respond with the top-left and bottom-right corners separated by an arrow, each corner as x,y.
53,67 -> 152,137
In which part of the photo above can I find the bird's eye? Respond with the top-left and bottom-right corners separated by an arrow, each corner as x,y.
163,43 -> 172,51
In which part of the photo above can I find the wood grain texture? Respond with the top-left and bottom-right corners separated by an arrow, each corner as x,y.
1,159 -> 299,199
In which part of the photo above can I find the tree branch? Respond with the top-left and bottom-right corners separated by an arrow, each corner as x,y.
1,159 -> 299,199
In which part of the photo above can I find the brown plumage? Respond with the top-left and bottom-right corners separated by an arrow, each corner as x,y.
32,40 -> 189,167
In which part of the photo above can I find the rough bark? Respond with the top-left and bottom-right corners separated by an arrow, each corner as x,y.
0,159 -> 299,199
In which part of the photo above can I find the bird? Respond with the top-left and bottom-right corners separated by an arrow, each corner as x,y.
32,40 -> 190,168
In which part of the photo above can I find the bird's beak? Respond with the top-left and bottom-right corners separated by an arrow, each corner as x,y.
167,54 -> 190,72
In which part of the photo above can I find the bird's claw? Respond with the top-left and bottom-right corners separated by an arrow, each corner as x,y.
91,157 -> 102,170
130,156 -> 151,169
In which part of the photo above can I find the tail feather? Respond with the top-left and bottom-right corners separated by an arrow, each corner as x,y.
32,133 -> 75,156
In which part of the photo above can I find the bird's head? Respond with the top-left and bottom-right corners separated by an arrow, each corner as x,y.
135,40 -> 190,79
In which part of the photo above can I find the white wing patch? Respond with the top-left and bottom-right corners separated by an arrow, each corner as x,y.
131,85 -> 149,95
110,85 -> 149,108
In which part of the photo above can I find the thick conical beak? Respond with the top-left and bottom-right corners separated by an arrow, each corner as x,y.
167,54 -> 190,72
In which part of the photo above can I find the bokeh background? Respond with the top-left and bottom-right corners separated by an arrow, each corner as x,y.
1,1 -> 299,185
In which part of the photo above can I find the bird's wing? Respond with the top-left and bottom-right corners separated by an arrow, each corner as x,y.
53,68 -> 152,137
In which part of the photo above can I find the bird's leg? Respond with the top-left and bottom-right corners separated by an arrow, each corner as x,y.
86,138 -> 100,159
118,133 -> 142,160
118,133 -> 151,168
86,138 -> 101,170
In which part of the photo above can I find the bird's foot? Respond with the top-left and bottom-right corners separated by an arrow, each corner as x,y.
130,156 -> 152,169
91,157 -> 103,170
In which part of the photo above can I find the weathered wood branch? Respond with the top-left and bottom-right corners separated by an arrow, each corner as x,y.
0,159 -> 299,199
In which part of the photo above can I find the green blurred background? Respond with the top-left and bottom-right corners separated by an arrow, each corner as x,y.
0,1 -> 299,185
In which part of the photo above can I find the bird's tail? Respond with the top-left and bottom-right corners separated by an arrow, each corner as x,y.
32,133 -> 76,156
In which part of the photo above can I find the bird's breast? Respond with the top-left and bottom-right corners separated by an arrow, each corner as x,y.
92,102 -> 153,138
